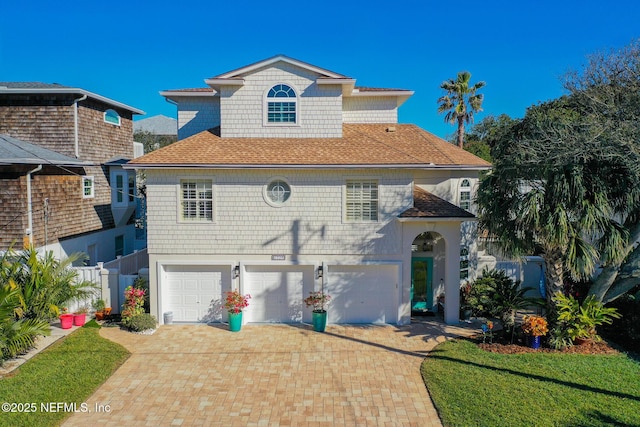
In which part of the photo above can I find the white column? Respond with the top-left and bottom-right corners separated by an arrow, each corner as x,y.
443,225 -> 462,324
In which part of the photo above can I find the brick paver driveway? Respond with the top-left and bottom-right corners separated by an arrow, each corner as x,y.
63,320 -> 475,426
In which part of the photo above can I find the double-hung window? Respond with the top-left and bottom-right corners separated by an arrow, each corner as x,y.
459,179 -> 471,211
181,179 -> 213,221
266,84 -> 297,123
345,180 -> 378,221
82,176 -> 94,198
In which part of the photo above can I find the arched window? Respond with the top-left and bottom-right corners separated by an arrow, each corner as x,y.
459,179 -> 471,211
266,84 -> 296,123
104,109 -> 121,126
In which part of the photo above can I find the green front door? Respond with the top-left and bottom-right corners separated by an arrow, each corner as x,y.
411,258 -> 433,312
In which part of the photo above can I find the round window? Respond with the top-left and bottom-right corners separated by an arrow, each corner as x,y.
265,179 -> 291,206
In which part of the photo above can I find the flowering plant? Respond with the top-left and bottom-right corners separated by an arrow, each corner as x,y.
303,291 -> 332,312
60,307 -> 68,315
122,285 -> 146,324
521,315 -> 548,336
224,290 -> 251,314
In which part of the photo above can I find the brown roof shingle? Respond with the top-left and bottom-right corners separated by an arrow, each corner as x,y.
400,187 -> 475,219
128,123 -> 491,168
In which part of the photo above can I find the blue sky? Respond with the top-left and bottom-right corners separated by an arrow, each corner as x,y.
1,0 -> 638,140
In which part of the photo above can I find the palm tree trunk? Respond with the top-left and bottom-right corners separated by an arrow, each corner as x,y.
457,117 -> 465,148
544,249 -> 565,304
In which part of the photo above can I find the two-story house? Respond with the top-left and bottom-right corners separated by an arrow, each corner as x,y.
0,83 -> 144,264
126,55 -> 490,325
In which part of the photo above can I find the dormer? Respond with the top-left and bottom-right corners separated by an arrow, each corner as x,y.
105,156 -> 136,227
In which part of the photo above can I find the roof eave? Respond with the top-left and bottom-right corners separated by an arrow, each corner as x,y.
0,88 -> 144,115
123,163 -> 491,170
213,54 -> 348,80
397,216 -> 477,223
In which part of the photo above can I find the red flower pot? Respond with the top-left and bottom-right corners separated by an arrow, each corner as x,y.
60,314 -> 74,329
73,313 -> 86,326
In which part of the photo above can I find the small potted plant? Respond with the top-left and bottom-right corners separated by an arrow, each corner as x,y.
93,299 -> 106,321
521,315 -> 548,349
554,293 -> 621,345
73,305 -> 89,326
59,307 -> 73,329
224,290 -> 251,332
303,290 -> 332,332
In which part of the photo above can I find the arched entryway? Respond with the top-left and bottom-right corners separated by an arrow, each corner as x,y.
410,231 -> 445,314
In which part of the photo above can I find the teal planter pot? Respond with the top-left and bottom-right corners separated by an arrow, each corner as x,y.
228,311 -> 243,332
312,310 -> 327,332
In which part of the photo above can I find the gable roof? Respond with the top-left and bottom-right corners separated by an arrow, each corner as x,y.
210,54 -> 349,80
160,55 -> 413,103
0,82 -> 145,115
0,134 -> 91,166
126,124 -> 491,170
399,187 -> 475,219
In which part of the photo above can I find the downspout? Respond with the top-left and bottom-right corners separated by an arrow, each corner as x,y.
73,94 -> 88,158
26,164 -> 43,247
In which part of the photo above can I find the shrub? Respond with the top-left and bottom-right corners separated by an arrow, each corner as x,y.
125,313 -> 157,332
303,291 -> 332,312
121,286 -> 146,325
466,268 -> 542,333
553,292 -> 621,342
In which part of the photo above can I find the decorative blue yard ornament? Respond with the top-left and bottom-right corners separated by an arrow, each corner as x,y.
538,264 -> 546,298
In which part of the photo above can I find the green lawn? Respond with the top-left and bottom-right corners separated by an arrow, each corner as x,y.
422,339 -> 640,427
0,321 -> 130,427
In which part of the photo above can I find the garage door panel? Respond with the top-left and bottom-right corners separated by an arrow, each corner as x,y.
164,265 -> 228,323
327,265 -> 398,324
243,266 -> 310,323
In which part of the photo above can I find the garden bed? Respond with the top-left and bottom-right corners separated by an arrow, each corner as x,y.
477,339 -> 619,355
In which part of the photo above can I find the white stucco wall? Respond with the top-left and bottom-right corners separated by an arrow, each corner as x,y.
342,96 -> 398,123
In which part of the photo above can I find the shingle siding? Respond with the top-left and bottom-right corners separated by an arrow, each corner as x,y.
0,96 -> 133,250
342,96 -> 398,123
219,64 -> 343,138
146,169 -> 412,256
177,97 -> 220,140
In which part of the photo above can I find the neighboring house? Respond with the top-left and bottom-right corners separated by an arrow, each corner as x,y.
0,83 -> 145,264
133,114 -> 178,139
126,55 -> 490,325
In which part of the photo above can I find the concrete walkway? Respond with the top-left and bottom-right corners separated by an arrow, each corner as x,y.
63,319 -> 478,427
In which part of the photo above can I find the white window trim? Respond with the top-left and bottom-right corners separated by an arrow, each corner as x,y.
82,176 -> 95,199
263,176 -> 292,208
459,178 -> 472,211
460,246 -> 470,281
262,83 -> 300,127
176,177 -> 215,223
343,176 -> 380,223
104,109 -> 121,126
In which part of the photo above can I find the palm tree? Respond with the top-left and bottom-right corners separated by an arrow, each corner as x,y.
437,71 -> 486,148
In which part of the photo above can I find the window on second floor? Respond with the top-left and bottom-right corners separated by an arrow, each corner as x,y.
266,84 -> 297,124
82,176 -> 94,198
104,109 -> 121,126
459,179 -> 471,211
181,179 -> 213,221
345,180 -> 378,221
113,172 -> 135,206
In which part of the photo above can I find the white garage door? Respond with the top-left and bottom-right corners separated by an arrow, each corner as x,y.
243,265 -> 309,323
326,264 -> 398,324
164,265 -> 226,323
